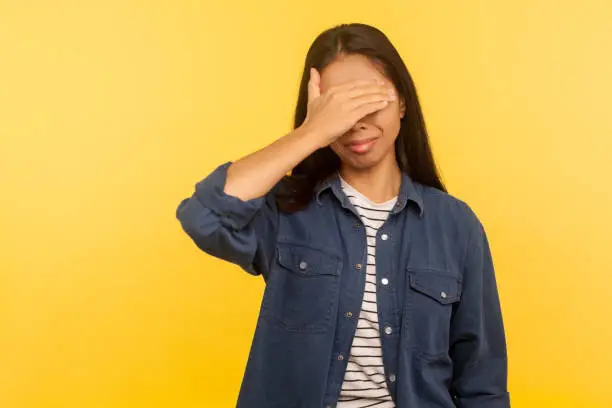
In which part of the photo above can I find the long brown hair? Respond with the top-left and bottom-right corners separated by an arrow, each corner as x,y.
276,23 -> 446,213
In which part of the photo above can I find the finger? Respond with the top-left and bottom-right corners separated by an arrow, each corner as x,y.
352,100 -> 390,119
349,92 -> 394,108
307,68 -> 321,103
346,84 -> 396,100
326,78 -> 382,95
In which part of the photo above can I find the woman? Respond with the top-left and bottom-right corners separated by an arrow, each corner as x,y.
177,23 -> 509,408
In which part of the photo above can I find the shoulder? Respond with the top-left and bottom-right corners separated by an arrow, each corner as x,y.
417,183 -> 484,235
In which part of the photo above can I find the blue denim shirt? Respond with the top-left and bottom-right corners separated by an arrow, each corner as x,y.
176,162 -> 509,408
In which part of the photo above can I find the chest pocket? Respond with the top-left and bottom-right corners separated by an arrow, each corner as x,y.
409,270 -> 461,304
405,268 -> 462,358
263,242 -> 342,333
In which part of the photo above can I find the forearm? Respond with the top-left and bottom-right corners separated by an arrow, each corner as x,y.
224,125 -> 324,201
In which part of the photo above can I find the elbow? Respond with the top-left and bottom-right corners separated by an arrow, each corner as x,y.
176,197 -> 191,221
176,196 -> 218,242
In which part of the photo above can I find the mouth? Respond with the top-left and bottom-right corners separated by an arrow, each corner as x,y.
346,137 -> 378,154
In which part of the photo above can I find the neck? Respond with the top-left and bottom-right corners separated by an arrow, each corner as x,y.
339,158 -> 402,204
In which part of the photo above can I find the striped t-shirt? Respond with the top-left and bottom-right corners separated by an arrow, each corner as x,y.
337,175 -> 397,408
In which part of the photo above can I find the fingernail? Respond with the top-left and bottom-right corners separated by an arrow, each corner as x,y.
388,90 -> 396,100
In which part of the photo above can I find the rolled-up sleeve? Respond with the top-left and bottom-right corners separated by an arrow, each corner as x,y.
176,161 -> 279,277
450,212 -> 510,408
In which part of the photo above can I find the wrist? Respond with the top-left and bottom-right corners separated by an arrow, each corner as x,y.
296,123 -> 331,149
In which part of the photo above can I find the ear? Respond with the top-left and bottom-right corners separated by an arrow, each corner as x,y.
399,98 -> 406,119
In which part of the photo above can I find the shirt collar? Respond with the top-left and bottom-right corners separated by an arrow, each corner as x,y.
314,171 -> 424,218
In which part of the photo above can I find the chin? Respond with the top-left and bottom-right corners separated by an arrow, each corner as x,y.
341,153 -> 383,171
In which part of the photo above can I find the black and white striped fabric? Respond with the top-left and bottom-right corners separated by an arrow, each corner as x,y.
337,176 -> 397,408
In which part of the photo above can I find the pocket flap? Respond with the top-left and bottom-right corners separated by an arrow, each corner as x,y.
277,243 -> 341,276
409,269 -> 461,304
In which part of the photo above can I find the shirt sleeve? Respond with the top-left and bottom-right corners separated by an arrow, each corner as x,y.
175,161 -> 279,278
449,211 -> 510,408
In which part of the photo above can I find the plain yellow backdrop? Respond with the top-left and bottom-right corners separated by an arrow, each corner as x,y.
1,1 -> 611,407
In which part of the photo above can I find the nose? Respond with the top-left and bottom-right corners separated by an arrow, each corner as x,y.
352,122 -> 367,132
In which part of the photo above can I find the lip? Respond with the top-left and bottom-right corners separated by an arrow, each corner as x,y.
346,137 -> 378,147
346,137 -> 378,154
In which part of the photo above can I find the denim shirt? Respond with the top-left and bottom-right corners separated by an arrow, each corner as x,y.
176,162 -> 510,408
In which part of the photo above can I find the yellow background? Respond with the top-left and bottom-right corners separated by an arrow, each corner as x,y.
1,1 -> 611,407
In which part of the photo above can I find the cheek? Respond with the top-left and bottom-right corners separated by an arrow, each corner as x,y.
329,141 -> 343,157
374,106 -> 402,136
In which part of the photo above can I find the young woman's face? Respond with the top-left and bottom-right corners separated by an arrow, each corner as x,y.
319,53 -> 405,171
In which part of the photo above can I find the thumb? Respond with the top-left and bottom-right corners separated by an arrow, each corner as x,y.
307,67 -> 321,103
